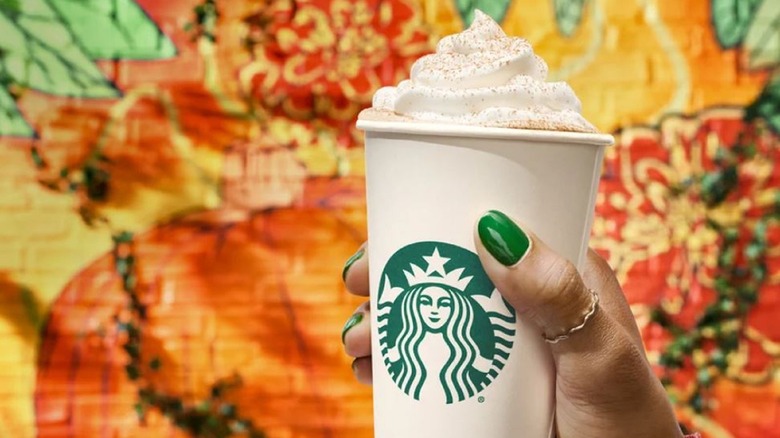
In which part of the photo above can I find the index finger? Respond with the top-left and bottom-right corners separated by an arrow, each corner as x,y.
582,249 -> 645,352
343,244 -> 369,297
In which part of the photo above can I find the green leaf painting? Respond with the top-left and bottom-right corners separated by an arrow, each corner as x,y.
0,0 -> 118,98
745,73 -> 780,133
0,0 -> 176,138
0,0 -> 20,14
553,0 -> 587,37
712,0 -> 763,49
50,0 -> 177,60
0,87 -> 33,137
455,0 -> 512,27
743,0 -> 780,70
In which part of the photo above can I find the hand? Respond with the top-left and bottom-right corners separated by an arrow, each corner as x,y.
341,210 -> 684,438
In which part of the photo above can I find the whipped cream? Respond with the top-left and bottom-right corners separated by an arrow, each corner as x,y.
364,10 -> 597,133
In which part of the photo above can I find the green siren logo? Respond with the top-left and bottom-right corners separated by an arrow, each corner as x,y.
378,241 -> 516,404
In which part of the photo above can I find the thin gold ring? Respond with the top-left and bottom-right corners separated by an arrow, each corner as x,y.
543,289 -> 600,344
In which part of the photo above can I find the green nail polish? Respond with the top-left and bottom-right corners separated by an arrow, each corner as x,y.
477,210 -> 532,266
342,248 -> 365,281
342,312 -> 364,344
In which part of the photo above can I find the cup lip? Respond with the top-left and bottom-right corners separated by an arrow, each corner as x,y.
357,119 -> 614,146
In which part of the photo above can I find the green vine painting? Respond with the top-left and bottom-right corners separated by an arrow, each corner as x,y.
0,0 -> 175,137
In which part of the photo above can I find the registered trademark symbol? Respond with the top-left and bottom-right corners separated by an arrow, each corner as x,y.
478,396 -> 485,403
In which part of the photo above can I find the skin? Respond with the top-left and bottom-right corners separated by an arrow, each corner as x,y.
342,223 -> 684,438
419,286 -> 452,332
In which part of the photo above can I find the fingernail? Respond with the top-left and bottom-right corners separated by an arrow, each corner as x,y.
341,312 -> 364,344
342,248 -> 365,281
477,210 -> 532,266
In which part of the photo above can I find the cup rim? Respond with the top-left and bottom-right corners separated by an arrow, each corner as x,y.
357,119 -> 614,146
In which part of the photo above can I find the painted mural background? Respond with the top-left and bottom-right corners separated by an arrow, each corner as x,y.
0,0 -> 778,437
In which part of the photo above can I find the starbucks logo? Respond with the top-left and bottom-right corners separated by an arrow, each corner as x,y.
378,241 -> 516,404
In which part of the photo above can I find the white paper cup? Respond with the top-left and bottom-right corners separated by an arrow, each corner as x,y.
358,119 -> 614,438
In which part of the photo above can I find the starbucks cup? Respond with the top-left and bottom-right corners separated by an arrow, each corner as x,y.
358,119 -> 614,438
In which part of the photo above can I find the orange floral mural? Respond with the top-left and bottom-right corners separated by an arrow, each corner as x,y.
0,0 -> 778,437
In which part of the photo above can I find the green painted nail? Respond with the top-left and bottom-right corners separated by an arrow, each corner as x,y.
342,312 -> 364,344
477,210 -> 532,266
342,248 -> 365,281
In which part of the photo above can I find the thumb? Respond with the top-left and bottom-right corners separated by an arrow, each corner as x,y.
474,210 -> 681,437
474,209 -> 596,338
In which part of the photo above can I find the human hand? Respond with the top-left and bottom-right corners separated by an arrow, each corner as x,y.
341,210 -> 684,438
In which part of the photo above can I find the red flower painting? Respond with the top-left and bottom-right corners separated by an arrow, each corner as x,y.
592,107 -> 780,435
240,0 -> 433,148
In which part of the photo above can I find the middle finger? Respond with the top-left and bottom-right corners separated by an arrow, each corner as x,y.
343,301 -> 372,358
